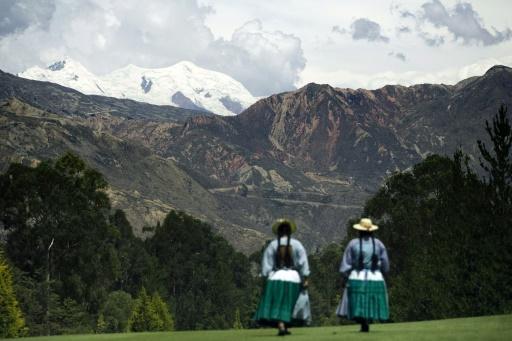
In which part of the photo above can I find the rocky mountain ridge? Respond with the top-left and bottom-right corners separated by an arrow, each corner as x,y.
170,65 -> 512,187
1,66 -> 511,253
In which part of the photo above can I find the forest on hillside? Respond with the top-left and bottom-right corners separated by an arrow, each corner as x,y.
0,105 -> 511,338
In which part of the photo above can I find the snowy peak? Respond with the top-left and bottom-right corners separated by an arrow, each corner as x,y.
47,58 -> 88,73
19,58 -> 107,95
19,59 -> 257,116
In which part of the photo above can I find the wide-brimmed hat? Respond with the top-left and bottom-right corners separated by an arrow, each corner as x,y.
272,218 -> 297,234
353,218 -> 379,232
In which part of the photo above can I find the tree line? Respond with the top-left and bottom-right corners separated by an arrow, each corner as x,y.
306,104 -> 512,323
0,152 -> 257,337
1,105 -> 511,337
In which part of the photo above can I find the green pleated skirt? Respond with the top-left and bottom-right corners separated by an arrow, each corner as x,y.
254,269 -> 301,323
337,269 -> 389,321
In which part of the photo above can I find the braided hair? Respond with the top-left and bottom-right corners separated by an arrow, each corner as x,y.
371,235 -> 379,272
358,231 -> 379,272
276,223 -> 293,268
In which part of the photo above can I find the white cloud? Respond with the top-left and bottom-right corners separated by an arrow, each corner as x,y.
333,18 -> 389,43
389,51 -> 407,62
2,0 -> 511,96
0,1 -> 213,73
0,0 -> 55,35
410,0 -> 512,46
299,55 -> 512,90
351,18 -> 390,43
199,20 -> 305,96
0,0 -> 305,96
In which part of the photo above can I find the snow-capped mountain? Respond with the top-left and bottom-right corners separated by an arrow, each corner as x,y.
18,58 -> 257,116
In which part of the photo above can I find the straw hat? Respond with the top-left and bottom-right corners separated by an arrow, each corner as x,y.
272,218 -> 297,234
353,218 -> 379,232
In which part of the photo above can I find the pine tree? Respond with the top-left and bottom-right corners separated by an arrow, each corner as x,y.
128,288 -> 161,332
232,308 -> 243,330
151,293 -> 174,331
52,298 -> 92,335
478,104 -> 512,208
95,313 -> 107,334
477,104 -> 512,313
0,250 -> 26,338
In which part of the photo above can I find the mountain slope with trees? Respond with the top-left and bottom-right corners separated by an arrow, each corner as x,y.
0,153 -> 259,335
1,66 -> 512,253
0,104 -> 511,337
312,105 -> 512,322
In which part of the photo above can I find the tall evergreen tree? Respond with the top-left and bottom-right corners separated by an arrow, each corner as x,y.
151,293 -> 174,331
477,104 -> 512,312
51,298 -> 92,335
0,250 -> 26,338
128,288 -> 161,332
95,313 -> 107,334
478,104 -> 512,208
232,308 -> 243,330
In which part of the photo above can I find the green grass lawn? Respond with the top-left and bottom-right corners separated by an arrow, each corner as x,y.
17,314 -> 512,341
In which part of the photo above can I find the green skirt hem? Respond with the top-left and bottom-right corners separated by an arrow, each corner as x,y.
347,278 -> 389,321
254,279 -> 301,323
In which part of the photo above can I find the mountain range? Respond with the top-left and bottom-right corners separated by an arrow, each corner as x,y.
1,65 -> 512,253
19,59 -> 258,116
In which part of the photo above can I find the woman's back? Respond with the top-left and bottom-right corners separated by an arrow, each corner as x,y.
261,237 -> 310,277
340,237 -> 389,274
336,219 -> 390,329
254,219 -> 311,333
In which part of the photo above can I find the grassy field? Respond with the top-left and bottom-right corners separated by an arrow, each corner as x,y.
17,314 -> 512,341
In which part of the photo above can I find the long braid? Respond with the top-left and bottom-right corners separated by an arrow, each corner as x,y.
276,223 -> 293,268
371,234 -> 378,272
276,231 -> 282,269
358,234 -> 364,271
286,234 -> 292,267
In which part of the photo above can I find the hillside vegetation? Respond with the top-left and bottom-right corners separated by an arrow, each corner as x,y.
1,106 -> 511,337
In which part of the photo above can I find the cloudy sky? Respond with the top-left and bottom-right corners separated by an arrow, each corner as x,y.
1,0 -> 511,96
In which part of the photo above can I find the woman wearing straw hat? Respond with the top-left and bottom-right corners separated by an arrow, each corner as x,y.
336,218 -> 389,332
254,218 -> 311,336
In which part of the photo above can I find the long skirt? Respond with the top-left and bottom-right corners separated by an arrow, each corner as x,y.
336,269 -> 389,321
292,289 -> 312,325
254,269 -> 301,324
